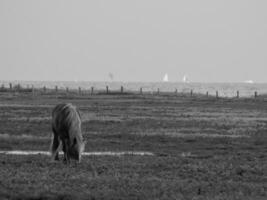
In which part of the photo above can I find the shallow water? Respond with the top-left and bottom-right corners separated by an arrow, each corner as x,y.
2,80 -> 267,97
0,150 -> 155,156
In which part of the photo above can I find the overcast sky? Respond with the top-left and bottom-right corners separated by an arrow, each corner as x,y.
0,0 -> 266,82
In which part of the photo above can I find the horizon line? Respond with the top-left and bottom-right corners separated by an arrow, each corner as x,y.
0,79 -> 266,84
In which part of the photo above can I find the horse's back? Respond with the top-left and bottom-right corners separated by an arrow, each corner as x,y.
52,103 -> 81,137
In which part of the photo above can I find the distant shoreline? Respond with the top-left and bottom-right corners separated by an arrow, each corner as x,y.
1,80 -> 267,97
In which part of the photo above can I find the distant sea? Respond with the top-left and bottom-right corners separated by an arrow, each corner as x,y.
1,80 -> 267,97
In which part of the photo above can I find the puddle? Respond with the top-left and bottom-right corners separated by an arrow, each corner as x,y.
0,150 -> 154,156
0,134 -> 49,140
134,131 -> 249,138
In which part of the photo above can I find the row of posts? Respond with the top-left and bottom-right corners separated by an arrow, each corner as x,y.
101,87 -> 259,98
2,83 -> 259,98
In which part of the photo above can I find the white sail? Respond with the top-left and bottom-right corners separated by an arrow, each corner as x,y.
182,75 -> 189,83
163,73 -> 169,82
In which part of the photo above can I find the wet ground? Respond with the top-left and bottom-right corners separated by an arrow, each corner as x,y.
0,92 -> 267,199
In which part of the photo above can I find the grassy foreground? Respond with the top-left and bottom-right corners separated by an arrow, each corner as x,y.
0,92 -> 267,200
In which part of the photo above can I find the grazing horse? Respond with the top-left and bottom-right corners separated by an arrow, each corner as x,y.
50,103 -> 85,163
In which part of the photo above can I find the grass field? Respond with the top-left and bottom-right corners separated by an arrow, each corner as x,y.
0,92 -> 267,200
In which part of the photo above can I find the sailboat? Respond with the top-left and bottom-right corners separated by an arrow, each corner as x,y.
182,75 -> 189,83
163,73 -> 169,82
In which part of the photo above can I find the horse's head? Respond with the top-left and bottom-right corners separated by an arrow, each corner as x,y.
69,137 -> 86,162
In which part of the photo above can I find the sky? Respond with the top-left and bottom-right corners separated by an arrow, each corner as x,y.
0,0 -> 266,82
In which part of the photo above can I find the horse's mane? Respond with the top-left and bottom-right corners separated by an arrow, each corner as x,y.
52,103 -> 84,147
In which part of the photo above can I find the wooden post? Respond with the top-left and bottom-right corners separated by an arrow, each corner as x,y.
175,88 -> 178,95
157,88 -> 160,95
255,91 -> 258,98
43,86 -> 46,93
91,87 -> 94,95
206,91 -> 209,97
32,85 -> 34,96
106,86 -> 109,94
55,86 -> 58,93
237,91 -> 239,98
17,84 -> 21,91
190,90 -> 193,97
79,87 -> 81,95
216,91 -> 219,98
140,87 -> 142,95
9,83 -> 12,91
121,86 -> 123,94
66,87 -> 69,93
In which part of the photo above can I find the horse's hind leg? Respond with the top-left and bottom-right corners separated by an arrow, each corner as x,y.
50,129 -> 60,161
